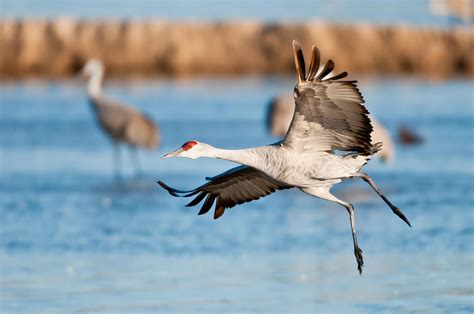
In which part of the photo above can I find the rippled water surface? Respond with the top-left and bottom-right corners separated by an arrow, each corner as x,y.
1,77 -> 473,313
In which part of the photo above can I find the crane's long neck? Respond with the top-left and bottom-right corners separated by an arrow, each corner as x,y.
87,70 -> 104,98
203,146 -> 277,175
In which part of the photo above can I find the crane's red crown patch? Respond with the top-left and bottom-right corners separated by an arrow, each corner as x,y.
181,140 -> 198,151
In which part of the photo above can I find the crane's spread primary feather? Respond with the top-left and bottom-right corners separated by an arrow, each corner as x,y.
283,43 -> 374,155
159,165 -> 291,219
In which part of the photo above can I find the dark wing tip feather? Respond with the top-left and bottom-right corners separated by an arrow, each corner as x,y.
324,71 -> 348,81
292,40 -> 306,84
198,194 -> 216,215
214,205 -> 225,219
161,166 -> 291,219
307,45 -> 321,81
287,44 -> 376,155
157,181 -> 181,197
185,191 -> 207,207
315,59 -> 335,80
157,180 -> 199,197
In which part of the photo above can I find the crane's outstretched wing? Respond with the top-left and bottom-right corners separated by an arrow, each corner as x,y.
158,165 -> 292,219
283,41 -> 376,155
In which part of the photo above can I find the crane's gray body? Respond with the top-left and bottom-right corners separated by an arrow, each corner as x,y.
89,95 -> 158,150
222,145 -> 366,189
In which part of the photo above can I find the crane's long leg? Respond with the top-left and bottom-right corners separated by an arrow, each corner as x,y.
113,142 -> 121,179
131,146 -> 142,177
357,173 -> 411,227
303,187 -> 364,274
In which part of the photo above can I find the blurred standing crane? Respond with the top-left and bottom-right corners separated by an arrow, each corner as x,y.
267,95 -> 395,162
159,41 -> 411,274
81,59 -> 160,176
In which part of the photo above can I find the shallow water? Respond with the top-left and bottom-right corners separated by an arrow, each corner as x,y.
0,76 -> 473,313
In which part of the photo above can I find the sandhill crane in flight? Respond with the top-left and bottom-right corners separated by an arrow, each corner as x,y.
267,95 -> 395,162
159,41 -> 411,274
81,59 -> 160,176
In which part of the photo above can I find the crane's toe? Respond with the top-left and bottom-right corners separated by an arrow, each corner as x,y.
354,246 -> 364,275
392,207 -> 412,227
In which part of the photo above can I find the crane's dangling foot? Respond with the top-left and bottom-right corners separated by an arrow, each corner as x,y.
359,173 -> 412,227
344,203 -> 364,275
390,206 -> 411,227
354,245 -> 364,275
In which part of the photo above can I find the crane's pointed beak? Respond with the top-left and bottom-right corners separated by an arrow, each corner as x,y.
162,148 -> 183,159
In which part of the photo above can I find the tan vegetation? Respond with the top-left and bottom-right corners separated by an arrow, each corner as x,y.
1,18 -> 473,78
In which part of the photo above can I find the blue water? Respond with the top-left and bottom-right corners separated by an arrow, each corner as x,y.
0,76 -> 473,313
2,0 -> 468,27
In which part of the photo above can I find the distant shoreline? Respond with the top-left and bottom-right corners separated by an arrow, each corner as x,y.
1,19 -> 472,78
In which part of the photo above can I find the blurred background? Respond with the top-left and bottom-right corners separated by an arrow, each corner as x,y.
1,1 -> 473,313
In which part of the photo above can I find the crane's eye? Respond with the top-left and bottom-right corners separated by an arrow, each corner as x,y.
181,140 -> 198,151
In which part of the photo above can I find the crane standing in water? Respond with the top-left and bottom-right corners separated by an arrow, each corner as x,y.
159,41 -> 411,274
81,59 -> 159,176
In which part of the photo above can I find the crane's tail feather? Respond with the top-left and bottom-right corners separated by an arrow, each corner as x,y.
369,142 -> 383,156
344,141 -> 383,161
